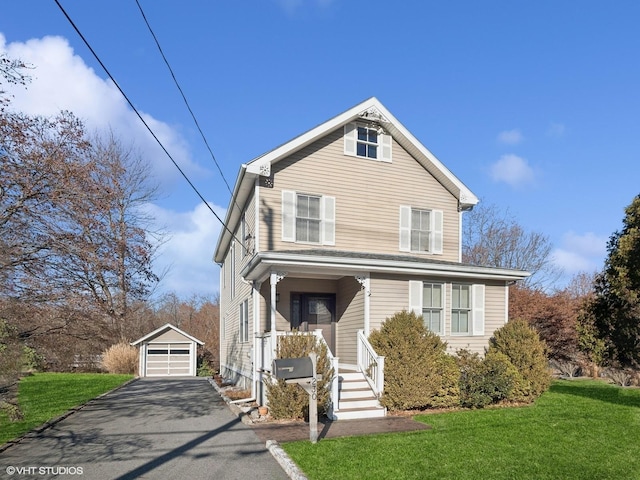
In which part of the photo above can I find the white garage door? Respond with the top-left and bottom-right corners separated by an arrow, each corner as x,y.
146,343 -> 191,376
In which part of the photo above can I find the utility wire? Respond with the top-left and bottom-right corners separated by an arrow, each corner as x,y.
53,0 -> 244,248
134,0 -> 238,206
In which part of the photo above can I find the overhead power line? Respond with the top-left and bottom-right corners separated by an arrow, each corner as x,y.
134,0 -> 237,203
53,0 -> 244,248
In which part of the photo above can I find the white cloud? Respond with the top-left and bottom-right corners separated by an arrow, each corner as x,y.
0,34 -> 207,191
149,202 -> 226,299
489,154 -> 535,187
1,33 -> 221,299
497,129 -> 524,145
552,231 -> 607,275
547,122 -> 566,138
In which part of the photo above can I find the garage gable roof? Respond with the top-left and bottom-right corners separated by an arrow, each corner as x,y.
130,323 -> 204,346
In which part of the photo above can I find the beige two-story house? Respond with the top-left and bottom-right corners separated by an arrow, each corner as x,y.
214,98 -> 528,420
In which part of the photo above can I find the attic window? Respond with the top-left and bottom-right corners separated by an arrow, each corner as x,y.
344,122 -> 392,162
357,126 -> 378,158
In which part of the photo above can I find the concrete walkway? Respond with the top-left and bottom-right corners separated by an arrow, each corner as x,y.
0,377 -> 287,480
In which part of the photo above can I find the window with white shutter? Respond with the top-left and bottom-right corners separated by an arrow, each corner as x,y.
282,190 -> 335,245
344,122 -> 392,162
451,284 -> 471,335
399,206 -> 443,254
409,280 -> 444,335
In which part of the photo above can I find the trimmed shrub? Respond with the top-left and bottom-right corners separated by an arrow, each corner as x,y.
266,332 -> 334,420
101,341 -> 138,375
369,310 -> 459,410
488,319 -> 551,401
458,349 -> 519,408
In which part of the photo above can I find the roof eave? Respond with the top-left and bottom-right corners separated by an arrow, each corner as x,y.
240,251 -> 530,283
130,323 -> 205,346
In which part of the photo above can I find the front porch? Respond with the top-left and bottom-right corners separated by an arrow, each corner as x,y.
240,252 -> 390,420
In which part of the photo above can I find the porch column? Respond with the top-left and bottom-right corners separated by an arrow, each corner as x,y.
269,271 -> 287,353
355,273 -> 371,336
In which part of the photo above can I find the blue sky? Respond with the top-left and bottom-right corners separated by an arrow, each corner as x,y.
2,1 -> 639,298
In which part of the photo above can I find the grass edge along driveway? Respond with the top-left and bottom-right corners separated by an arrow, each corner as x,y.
0,372 -> 133,445
283,379 -> 640,480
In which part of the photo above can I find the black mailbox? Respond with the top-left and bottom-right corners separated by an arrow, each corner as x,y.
273,357 -> 314,380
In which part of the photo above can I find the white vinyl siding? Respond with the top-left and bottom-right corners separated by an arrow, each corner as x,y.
282,190 -> 335,245
344,122 -> 392,162
399,206 -> 443,254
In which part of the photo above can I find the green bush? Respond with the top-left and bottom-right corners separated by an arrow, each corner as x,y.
369,310 -> 459,410
488,319 -> 551,401
197,358 -> 215,377
266,332 -> 334,420
457,349 -> 519,408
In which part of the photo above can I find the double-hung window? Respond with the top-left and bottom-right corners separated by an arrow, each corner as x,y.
296,194 -> 321,243
399,206 -> 443,254
411,209 -> 431,252
422,282 -> 444,334
451,284 -> 471,334
282,191 -> 335,245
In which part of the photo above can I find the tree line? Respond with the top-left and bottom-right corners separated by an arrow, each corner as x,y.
464,195 -> 640,381
0,55 -> 219,416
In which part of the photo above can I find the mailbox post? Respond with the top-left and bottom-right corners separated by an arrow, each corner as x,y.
273,352 -> 320,443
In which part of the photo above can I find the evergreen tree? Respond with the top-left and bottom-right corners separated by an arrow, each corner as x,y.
587,195 -> 640,368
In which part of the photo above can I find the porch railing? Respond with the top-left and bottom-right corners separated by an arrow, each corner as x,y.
357,329 -> 385,397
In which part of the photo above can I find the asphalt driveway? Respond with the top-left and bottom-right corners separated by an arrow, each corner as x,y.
0,377 -> 288,480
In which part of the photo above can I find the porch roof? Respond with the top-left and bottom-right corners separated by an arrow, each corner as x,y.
240,249 -> 530,283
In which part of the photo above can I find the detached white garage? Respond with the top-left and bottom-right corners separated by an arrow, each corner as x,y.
131,323 -> 204,377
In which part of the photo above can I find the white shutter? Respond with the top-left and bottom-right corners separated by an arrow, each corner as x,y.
380,133 -> 392,162
282,190 -> 296,242
344,123 -> 357,156
409,280 -> 423,317
472,284 -> 485,336
399,206 -> 411,251
432,210 -> 443,254
322,196 -> 335,246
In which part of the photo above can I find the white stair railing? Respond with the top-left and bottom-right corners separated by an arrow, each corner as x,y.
357,329 -> 385,396
311,329 -> 339,418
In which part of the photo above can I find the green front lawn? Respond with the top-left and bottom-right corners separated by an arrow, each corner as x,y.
283,379 -> 640,480
0,372 -> 133,445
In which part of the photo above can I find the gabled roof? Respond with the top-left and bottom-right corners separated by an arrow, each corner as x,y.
214,97 -> 479,263
130,323 -> 204,346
